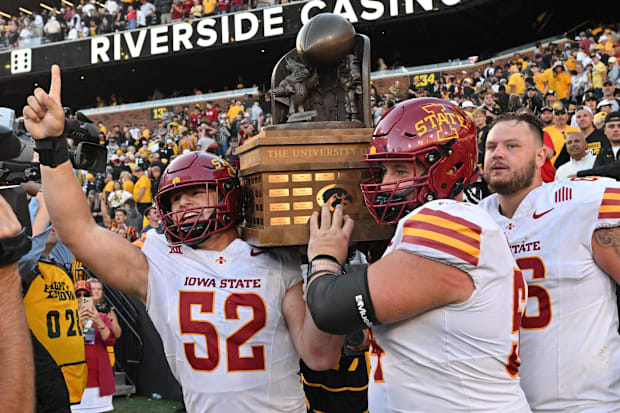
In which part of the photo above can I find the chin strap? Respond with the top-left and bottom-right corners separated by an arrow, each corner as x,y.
174,209 -> 228,247
374,187 -> 415,222
448,177 -> 466,199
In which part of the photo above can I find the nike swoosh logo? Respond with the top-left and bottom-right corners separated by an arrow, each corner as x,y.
250,249 -> 265,257
533,208 -> 554,219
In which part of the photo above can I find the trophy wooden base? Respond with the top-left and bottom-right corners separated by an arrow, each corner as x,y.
236,127 -> 394,247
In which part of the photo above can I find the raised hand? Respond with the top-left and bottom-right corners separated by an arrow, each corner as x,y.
22,64 -> 65,140
0,195 -> 22,239
307,203 -> 355,264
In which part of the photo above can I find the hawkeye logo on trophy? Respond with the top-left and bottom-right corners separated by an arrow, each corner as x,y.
317,184 -> 355,212
236,13 -> 393,246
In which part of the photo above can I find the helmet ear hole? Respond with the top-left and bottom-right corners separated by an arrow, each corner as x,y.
425,150 -> 442,164
222,214 -> 232,223
424,192 -> 436,202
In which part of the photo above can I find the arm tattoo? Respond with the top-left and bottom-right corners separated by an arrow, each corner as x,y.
593,227 -> 620,258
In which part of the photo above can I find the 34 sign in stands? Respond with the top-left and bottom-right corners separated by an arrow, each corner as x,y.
1,0 -> 468,80
409,72 -> 439,88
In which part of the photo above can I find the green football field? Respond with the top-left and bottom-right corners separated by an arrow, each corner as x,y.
111,395 -> 184,412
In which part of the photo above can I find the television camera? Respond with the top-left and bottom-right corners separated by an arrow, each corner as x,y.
0,106 -> 108,235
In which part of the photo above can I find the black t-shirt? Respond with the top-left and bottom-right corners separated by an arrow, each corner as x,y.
407,83 -> 417,99
8,29 -> 19,45
523,96 -> 543,115
542,53 -> 554,69
90,203 -> 103,225
477,125 -> 490,166
495,93 -> 509,113
463,86 -> 475,98
109,163 -> 131,181
159,146 -> 175,162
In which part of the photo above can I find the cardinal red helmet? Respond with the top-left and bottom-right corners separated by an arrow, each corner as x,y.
155,152 -> 242,245
361,98 -> 478,225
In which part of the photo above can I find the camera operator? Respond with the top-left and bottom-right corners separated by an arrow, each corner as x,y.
0,194 -> 35,412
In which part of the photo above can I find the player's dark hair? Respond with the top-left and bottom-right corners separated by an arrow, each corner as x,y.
124,198 -> 136,208
114,207 -> 127,216
489,112 -> 545,146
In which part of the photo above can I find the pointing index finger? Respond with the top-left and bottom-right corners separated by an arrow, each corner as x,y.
49,65 -> 62,100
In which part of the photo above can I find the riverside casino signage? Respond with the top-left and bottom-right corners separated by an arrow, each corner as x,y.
1,0 -> 466,79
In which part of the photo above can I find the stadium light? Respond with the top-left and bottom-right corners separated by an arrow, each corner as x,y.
19,7 -> 32,15
39,3 -> 53,11
0,11 -> 11,18
62,0 -> 74,6
96,2 -> 105,7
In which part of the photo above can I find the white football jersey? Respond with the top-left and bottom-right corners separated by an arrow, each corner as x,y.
479,178 -> 620,412
142,232 -> 305,413
368,200 -> 531,413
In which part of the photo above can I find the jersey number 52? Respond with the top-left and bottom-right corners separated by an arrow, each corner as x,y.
179,291 -> 267,372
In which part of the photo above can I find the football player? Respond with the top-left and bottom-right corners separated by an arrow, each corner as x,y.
304,98 -> 531,412
22,65 -> 344,412
480,111 -> 620,411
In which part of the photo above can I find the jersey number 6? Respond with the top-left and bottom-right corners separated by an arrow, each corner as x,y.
179,291 -> 267,372
517,257 -> 552,329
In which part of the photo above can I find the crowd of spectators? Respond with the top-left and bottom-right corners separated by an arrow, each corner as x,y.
73,24 -> 619,242
369,26 -> 620,181
0,0 -> 294,49
84,25 -> 620,111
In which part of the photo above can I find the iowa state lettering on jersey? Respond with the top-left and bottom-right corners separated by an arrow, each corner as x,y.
183,276 -> 262,289
509,240 -> 542,255
44,281 -> 77,301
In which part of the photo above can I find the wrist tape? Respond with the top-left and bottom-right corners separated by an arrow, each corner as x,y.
0,228 -> 31,266
35,135 -> 69,168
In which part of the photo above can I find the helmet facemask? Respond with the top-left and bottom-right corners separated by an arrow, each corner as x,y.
156,178 -> 239,246
361,151 -> 435,225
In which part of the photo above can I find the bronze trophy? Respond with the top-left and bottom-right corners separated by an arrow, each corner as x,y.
237,13 -> 393,246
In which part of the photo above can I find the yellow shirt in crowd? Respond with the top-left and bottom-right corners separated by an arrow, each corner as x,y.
564,56 -> 577,72
227,105 -> 245,122
134,175 -> 152,203
103,180 -> 114,193
203,0 -> 216,14
592,61 -> 607,89
552,72 -> 572,100
534,72 -> 546,93
123,179 -> 134,194
508,72 -> 525,95
543,68 -> 555,92
603,41 -> 615,56
544,124 -> 580,164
